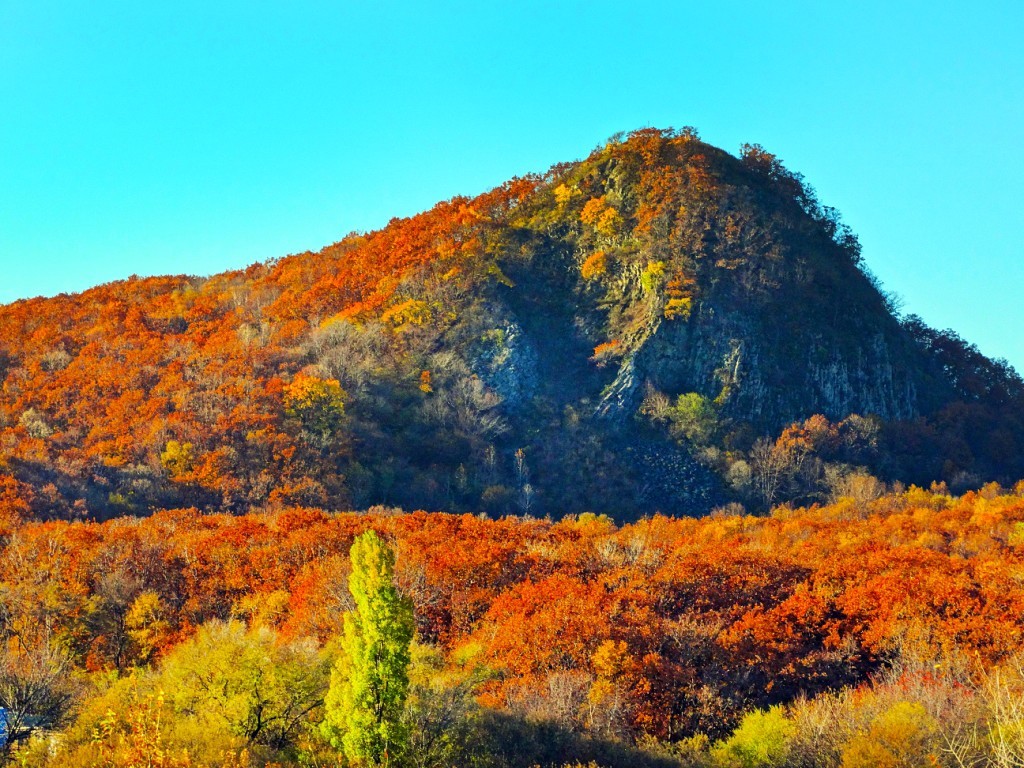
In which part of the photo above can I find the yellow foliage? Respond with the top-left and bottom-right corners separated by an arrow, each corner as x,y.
587,678 -> 616,706
592,639 -> 629,680
284,375 -> 346,439
1008,521 -> 1024,547
712,706 -> 795,767
640,261 -> 667,292
484,262 -> 516,288
553,183 -> 575,207
160,440 -> 195,478
319,311 -> 353,329
840,701 -> 936,768
284,375 -> 344,416
381,299 -> 434,330
91,691 -> 198,768
596,206 -> 621,236
571,511 -> 615,535
914,530 -> 946,550
664,296 -> 693,320
234,589 -> 291,629
126,591 -> 170,662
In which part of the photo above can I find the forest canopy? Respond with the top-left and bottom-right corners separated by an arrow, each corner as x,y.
2,484 -> 1024,765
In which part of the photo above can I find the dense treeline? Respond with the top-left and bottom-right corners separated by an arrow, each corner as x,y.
4,484 -> 1024,764
2,128 -> 1022,521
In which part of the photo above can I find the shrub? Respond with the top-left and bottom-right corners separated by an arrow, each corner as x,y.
840,701 -> 936,768
640,261 -> 666,293
712,706 -> 795,768
668,393 -> 718,445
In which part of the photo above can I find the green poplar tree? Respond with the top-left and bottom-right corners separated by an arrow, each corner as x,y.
321,530 -> 414,767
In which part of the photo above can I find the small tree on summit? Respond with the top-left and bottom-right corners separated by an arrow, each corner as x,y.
321,530 -> 414,767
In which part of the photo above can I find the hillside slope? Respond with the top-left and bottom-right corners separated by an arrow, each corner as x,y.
1,128 -> 1021,520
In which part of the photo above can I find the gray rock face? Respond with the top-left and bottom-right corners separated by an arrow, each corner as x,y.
469,320 -> 540,408
582,290 -> 928,432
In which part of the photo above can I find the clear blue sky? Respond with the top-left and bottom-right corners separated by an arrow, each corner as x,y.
2,1 -> 1022,370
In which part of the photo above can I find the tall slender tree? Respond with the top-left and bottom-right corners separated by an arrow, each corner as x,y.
322,530 -> 414,767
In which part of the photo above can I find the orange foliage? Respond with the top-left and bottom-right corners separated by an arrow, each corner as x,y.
1,487 -> 1023,738
580,251 -> 608,280
0,172 -> 541,518
591,339 -> 623,367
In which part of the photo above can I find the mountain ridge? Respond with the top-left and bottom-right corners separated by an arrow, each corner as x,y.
1,128 -> 1021,522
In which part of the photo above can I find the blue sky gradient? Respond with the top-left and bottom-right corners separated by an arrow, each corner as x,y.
1,1 -> 1022,369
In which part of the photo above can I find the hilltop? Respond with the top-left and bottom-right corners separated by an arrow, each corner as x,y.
1,128 -> 1021,521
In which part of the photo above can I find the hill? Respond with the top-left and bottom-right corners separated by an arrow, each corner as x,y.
1,127 -> 1022,521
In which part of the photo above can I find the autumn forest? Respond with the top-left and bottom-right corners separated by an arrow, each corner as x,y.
2,129 -> 1024,766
